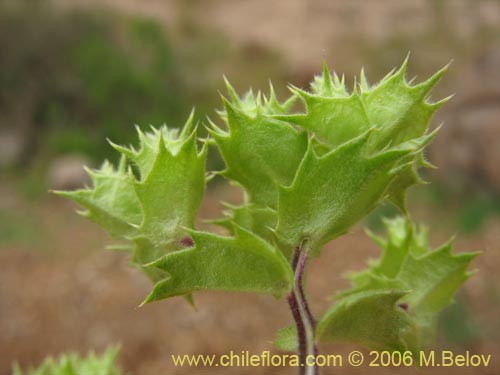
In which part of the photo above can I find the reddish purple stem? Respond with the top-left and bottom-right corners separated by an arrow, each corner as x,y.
287,244 -> 318,375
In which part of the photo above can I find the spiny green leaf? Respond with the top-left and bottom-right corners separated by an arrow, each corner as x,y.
220,78 -> 297,117
398,242 -> 478,353
309,61 -> 349,97
329,217 -> 478,353
143,226 -> 293,303
275,59 -> 448,213
275,130 -> 432,257
56,116 -> 208,300
110,110 -> 197,179
317,290 -> 410,352
400,244 -> 477,315
133,128 -> 207,245
362,61 -> 449,151
210,85 -> 307,208
53,156 -> 141,239
277,88 -> 369,148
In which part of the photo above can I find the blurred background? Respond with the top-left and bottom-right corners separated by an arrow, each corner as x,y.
1,0 -> 499,374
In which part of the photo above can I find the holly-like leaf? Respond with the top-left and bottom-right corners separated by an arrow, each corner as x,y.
321,217 -> 478,353
109,110 -> 198,179
209,83 -> 308,208
362,62 -> 448,152
220,79 -> 297,117
317,290 -> 410,352
56,117 -> 208,291
133,128 -> 207,246
279,83 -> 369,148
280,59 -> 447,149
143,226 -> 293,303
54,156 -> 141,239
276,59 -> 449,213
275,130 -> 434,256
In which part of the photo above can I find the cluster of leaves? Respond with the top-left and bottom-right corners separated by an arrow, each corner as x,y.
58,59 -> 476,353
316,217 -> 478,354
12,347 -> 122,375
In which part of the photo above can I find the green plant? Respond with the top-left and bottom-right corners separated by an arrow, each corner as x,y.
56,58 -> 477,375
12,347 -> 122,375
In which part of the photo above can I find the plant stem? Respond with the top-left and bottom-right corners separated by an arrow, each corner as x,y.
288,243 -> 318,375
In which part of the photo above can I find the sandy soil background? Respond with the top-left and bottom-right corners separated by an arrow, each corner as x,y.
1,181 -> 499,375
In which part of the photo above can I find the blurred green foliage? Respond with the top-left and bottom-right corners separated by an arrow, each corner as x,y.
0,209 -> 41,247
0,3 -> 191,163
438,292 -> 481,348
0,2 -> 287,171
452,192 -> 500,233
420,184 -> 500,233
